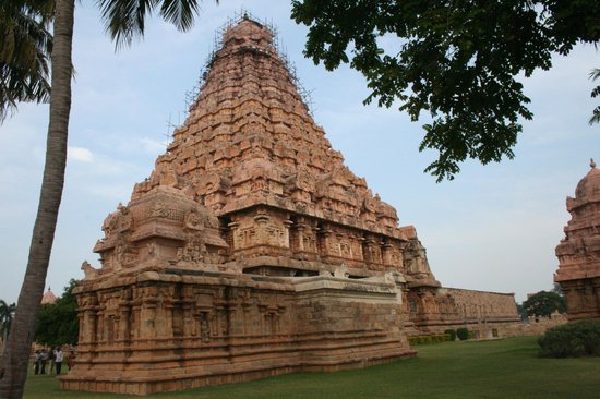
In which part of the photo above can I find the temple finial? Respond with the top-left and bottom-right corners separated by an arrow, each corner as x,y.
591,158 -> 597,169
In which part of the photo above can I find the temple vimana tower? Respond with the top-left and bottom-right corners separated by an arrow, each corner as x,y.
555,159 -> 600,320
61,15 -> 520,395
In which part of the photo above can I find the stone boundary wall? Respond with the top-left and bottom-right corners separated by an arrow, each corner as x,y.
503,313 -> 568,337
409,288 -> 567,339
409,287 -> 523,339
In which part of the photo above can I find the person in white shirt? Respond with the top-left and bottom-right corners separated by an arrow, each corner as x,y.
55,348 -> 64,375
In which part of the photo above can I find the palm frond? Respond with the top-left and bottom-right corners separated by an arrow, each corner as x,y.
589,68 -> 600,125
0,0 -> 52,122
589,106 -> 600,125
159,0 -> 200,32
96,0 -> 160,49
97,0 -> 218,49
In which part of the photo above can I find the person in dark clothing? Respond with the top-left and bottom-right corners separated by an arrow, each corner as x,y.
33,350 -> 40,375
49,347 -> 56,374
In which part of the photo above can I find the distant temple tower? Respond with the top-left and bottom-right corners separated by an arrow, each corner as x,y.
555,159 -> 600,320
41,287 -> 57,304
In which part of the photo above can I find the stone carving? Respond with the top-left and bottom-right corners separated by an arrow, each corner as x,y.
81,261 -> 98,279
151,201 -> 171,219
178,237 -> 205,263
184,209 -> 205,230
115,238 -> 137,266
334,264 -> 348,278
200,313 -> 210,342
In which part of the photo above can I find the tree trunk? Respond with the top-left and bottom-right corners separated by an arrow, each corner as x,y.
0,1 -> 74,397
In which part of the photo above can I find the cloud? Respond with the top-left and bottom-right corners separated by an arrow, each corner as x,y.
86,182 -> 134,203
140,137 -> 169,154
69,146 -> 94,162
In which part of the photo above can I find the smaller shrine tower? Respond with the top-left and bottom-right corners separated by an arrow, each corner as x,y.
555,159 -> 600,320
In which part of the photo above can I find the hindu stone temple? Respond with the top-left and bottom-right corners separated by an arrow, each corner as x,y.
555,159 -> 600,320
61,15 -> 520,395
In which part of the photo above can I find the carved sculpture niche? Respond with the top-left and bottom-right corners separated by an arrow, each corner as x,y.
230,208 -> 291,255
289,217 -> 317,257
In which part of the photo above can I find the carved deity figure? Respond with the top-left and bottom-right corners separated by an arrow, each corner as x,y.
151,201 -> 169,218
119,205 -> 132,230
200,313 -> 210,342
178,237 -> 206,263
102,212 -> 119,236
185,209 -> 205,231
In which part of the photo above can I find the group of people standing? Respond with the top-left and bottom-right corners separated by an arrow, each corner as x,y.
33,347 -> 70,375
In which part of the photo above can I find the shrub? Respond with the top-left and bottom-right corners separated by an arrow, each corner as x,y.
444,329 -> 456,341
538,319 -> 600,358
409,336 -> 425,345
408,334 -> 450,345
457,327 -> 469,341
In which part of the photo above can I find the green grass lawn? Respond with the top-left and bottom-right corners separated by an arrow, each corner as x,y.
24,336 -> 600,398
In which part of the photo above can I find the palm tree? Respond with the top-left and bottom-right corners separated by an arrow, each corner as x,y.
0,0 -> 53,121
0,301 -> 17,351
590,68 -> 600,125
0,0 -> 73,396
0,1 -> 215,397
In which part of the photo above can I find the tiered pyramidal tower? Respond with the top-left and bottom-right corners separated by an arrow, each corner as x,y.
128,15 -> 437,282
62,15 -> 519,395
555,159 -> 600,320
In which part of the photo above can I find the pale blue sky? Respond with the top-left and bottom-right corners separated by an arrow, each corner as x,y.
1,1 -> 598,303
